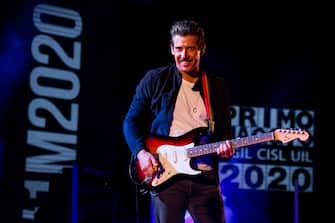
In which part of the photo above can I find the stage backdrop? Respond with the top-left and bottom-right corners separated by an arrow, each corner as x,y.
0,0 -> 321,223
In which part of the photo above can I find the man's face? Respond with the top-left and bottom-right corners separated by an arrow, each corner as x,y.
170,35 -> 203,77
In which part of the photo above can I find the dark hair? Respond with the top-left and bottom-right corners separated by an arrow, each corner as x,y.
170,20 -> 205,51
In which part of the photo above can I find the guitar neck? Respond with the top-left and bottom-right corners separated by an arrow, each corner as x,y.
187,132 -> 274,158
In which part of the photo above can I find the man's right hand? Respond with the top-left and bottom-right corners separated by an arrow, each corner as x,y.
136,149 -> 159,180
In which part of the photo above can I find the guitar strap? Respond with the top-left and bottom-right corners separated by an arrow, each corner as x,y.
201,72 -> 215,134
191,72 -> 216,171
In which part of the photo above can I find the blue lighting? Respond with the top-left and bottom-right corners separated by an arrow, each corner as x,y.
0,13 -> 32,127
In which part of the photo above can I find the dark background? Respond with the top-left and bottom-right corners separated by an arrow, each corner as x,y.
0,0 -> 323,222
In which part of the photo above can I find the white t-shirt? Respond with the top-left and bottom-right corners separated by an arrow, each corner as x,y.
169,79 -> 208,137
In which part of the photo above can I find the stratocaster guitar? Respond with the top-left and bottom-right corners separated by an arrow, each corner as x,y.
129,127 -> 309,188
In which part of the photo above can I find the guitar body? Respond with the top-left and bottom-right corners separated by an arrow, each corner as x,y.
129,127 -> 209,188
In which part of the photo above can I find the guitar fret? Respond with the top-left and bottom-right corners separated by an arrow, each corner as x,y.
231,133 -> 274,148
188,143 -> 218,157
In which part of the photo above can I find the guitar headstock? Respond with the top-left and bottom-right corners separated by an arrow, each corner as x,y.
274,129 -> 310,143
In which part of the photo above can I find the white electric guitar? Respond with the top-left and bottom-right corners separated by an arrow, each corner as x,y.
129,127 -> 309,188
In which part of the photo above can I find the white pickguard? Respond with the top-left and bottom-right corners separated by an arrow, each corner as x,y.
151,142 -> 201,187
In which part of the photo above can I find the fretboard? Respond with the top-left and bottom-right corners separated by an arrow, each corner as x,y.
186,132 -> 274,157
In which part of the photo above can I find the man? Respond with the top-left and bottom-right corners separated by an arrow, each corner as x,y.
123,20 -> 234,223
